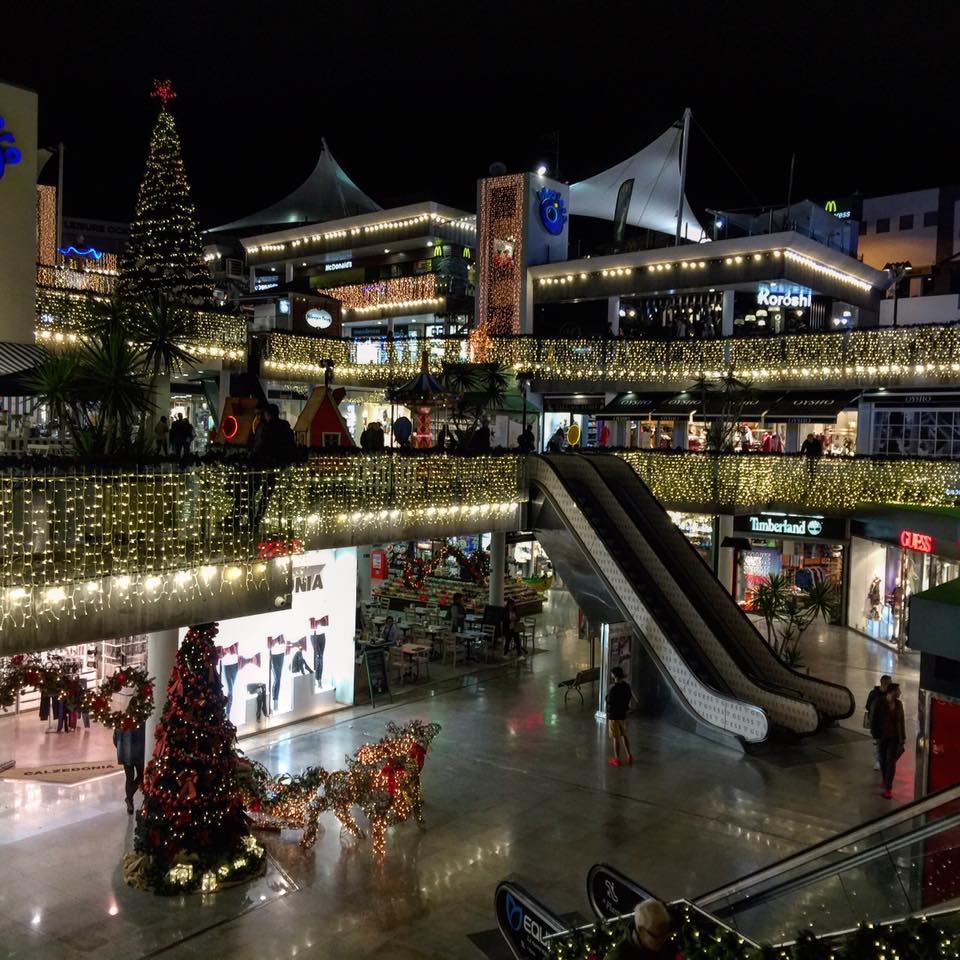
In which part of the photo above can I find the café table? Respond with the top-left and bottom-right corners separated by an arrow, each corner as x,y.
458,629 -> 485,662
401,643 -> 430,680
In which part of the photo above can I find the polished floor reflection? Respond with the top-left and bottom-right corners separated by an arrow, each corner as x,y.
0,590 -> 921,958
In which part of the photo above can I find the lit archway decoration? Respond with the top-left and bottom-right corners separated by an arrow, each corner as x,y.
222,414 -> 239,440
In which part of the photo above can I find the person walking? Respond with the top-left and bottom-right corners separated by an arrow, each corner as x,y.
865,674 -> 892,771
449,593 -> 466,634
871,682 -> 906,799
114,723 -> 146,814
517,424 -> 535,454
154,415 -> 170,456
547,427 -> 565,453
606,666 -> 635,767
502,598 -> 522,657
800,431 -> 823,476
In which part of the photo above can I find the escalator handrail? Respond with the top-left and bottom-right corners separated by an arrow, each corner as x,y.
589,452 -> 856,718
530,455 -> 768,736
694,781 -> 960,909
711,811 -> 960,918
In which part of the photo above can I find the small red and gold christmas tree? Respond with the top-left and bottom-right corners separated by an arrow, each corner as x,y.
126,622 -> 263,894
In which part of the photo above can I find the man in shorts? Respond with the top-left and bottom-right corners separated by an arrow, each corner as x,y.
606,666 -> 634,767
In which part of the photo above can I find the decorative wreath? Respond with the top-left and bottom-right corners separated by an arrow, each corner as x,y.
83,666 -> 155,731
0,655 -> 62,711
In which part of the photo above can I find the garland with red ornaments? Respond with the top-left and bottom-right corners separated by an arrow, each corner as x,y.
1,655 -> 154,732
400,545 -> 488,590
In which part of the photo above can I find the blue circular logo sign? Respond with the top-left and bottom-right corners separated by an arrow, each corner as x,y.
537,187 -> 567,236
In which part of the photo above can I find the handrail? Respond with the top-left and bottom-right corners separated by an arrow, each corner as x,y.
694,782 -> 960,909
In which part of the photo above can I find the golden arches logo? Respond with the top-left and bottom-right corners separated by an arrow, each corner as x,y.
825,199 -> 838,213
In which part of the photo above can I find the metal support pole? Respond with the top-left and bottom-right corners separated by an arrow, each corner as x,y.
675,108 -> 691,246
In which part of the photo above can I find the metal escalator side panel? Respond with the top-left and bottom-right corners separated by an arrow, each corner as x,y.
529,456 -> 769,744
603,454 -> 855,721
543,456 -> 819,735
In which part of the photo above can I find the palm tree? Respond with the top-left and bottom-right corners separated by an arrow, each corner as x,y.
24,352 -> 91,449
441,361 -> 508,447
130,295 -> 199,435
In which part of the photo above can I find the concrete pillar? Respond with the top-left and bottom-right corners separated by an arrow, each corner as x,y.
715,514 -> 736,594
357,545 -> 372,605
785,423 -> 800,453
285,262 -> 295,283
721,290 -> 735,337
145,628 -> 179,762
489,531 -> 506,607
217,368 -> 231,425
856,402 -> 873,455
615,420 -> 628,447
248,266 -> 257,293
607,296 -> 621,335
672,419 -> 688,450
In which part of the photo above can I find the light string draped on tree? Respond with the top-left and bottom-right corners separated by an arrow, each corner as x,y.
117,80 -> 213,305
125,622 -> 264,895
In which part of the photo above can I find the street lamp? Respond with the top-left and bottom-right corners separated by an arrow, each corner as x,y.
883,261 -> 913,327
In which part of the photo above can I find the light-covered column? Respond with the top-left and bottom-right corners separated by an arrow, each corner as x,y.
489,531 -> 506,607
145,628 -> 179,762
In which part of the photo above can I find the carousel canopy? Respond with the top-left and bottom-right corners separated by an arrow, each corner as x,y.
569,122 -> 706,242
389,353 -> 451,405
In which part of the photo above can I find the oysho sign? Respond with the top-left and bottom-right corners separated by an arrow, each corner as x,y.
757,285 -> 812,309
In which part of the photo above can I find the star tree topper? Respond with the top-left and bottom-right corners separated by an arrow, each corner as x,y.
151,79 -> 177,107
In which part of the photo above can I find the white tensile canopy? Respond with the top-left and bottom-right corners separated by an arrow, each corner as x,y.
569,124 -> 706,242
210,139 -> 381,233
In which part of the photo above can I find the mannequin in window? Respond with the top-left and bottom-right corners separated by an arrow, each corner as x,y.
310,617 -> 328,687
268,635 -> 285,711
867,577 -> 882,620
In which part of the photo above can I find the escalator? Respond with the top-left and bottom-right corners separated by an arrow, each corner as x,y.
588,454 -> 855,722
693,782 -> 960,944
527,455 -> 852,746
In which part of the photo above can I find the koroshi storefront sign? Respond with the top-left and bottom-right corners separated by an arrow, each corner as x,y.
756,283 -> 812,309
734,513 -> 847,541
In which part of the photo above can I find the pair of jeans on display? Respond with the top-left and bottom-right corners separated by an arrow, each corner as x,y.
222,662 -> 239,715
311,632 -> 325,686
270,653 -> 284,709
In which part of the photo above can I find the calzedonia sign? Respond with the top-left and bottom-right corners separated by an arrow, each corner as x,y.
733,513 -> 847,541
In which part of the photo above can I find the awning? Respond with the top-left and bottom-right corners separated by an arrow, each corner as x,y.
496,391 -> 540,420
0,342 -> 48,396
907,578 -> 960,657
762,390 -> 861,422
602,389 -> 770,420
602,391 -> 676,416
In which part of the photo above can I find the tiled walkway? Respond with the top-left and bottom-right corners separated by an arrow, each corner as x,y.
0,591 -> 922,958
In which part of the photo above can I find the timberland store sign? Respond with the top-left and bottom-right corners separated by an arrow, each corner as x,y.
734,513 -> 847,541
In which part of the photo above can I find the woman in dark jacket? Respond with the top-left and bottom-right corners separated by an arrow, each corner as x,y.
870,683 -> 906,799
114,725 -> 146,814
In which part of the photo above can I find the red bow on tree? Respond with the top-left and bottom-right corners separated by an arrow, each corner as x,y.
380,761 -> 406,798
178,771 -> 198,800
409,743 -> 426,770
239,653 -> 261,669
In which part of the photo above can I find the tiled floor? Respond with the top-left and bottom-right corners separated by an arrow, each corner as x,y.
0,591 -> 922,958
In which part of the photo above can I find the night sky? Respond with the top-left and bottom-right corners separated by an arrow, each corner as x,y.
5,0 -> 958,229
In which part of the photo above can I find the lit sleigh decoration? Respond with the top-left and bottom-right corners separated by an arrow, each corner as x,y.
239,719 -> 441,859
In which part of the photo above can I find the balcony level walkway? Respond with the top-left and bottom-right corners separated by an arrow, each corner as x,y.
0,591 -> 919,959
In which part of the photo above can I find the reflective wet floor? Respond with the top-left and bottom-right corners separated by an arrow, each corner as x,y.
0,591 -> 921,958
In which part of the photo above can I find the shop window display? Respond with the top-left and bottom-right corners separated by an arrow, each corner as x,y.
668,512 -> 713,564
181,548 -> 357,735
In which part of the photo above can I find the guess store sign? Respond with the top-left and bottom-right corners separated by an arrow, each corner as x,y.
899,529 -> 934,554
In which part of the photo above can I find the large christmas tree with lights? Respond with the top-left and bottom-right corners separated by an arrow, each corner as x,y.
126,622 -> 264,895
117,81 -> 213,304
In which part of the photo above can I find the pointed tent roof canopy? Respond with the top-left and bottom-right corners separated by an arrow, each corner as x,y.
209,139 -> 381,233
569,123 -> 706,242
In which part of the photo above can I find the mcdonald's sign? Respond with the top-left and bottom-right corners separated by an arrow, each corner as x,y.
824,199 -> 851,219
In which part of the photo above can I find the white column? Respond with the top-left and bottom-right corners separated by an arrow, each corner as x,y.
248,266 -> 257,293
856,402 -> 873,455
721,290 -> 735,367
785,423 -> 800,453
489,531 -> 506,607
615,420 -> 628,447
607,296 -> 621,335
357,545 -> 372,605
716,514 -> 735,593
145,628 -> 179,763
672,419 -> 688,450
284,262 -> 295,283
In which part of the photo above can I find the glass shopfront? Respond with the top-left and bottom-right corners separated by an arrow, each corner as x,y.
191,548 -> 357,736
849,535 -> 960,648
669,511 -> 714,564
733,513 -> 847,622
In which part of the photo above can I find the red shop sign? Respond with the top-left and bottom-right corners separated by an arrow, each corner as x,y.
370,548 -> 388,580
899,529 -> 934,554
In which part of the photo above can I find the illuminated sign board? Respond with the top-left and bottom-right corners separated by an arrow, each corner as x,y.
734,513 -> 847,540
0,114 -> 22,180
324,260 -> 353,272
757,284 -> 812,308
825,199 -> 851,219
899,529 -> 934,554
